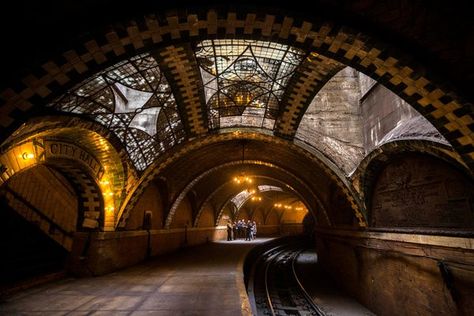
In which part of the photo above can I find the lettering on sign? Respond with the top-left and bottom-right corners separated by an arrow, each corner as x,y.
44,140 -> 104,179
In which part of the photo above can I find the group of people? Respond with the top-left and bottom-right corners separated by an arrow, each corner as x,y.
227,219 -> 257,241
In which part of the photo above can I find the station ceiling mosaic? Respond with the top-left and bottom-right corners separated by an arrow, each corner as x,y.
49,53 -> 185,171
195,39 -> 305,130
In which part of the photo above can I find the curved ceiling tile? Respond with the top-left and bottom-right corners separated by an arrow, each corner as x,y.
275,52 -> 344,138
152,44 -> 208,137
195,39 -> 305,131
48,53 -> 186,172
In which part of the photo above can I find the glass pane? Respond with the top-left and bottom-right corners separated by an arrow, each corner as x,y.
48,53 -> 185,171
195,39 -> 305,130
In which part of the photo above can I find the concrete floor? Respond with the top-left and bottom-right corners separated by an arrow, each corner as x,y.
0,239 -> 271,316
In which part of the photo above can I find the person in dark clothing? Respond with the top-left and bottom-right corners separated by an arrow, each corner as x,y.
252,221 -> 257,240
227,221 -> 233,241
245,220 -> 252,241
232,222 -> 237,241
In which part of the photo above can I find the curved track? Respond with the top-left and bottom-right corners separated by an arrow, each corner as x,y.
247,242 -> 325,316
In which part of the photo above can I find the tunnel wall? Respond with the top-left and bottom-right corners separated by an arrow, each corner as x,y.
68,223 -> 304,275
7,165 -> 78,232
68,227 -> 227,276
314,228 -> 474,315
124,182 -> 164,230
370,154 -> 474,228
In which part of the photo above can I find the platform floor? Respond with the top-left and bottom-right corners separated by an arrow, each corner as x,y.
0,239 -> 270,316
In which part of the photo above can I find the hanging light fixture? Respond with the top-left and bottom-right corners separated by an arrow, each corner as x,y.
250,195 -> 262,202
233,140 -> 253,185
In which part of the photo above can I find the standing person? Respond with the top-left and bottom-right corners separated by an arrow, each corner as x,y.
252,221 -> 257,240
227,221 -> 233,241
246,220 -> 252,241
232,221 -> 237,241
235,220 -> 241,239
240,219 -> 245,238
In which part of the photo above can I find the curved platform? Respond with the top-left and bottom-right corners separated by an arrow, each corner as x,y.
0,239 -> 272,315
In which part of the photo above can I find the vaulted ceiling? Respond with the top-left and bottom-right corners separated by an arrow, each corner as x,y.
0,1 -> 472,231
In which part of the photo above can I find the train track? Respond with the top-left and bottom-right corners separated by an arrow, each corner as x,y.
247,243 -> 325,316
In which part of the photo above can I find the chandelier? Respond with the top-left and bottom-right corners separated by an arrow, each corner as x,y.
233,175 -> 253,184
233,140 -> 253,184
234,90 -> 252,106
248,185 -> 261,201
273,203 -> 304,211
250,195 -> 262,202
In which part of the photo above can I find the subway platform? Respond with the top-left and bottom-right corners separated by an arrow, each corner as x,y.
0,239 -> 270,316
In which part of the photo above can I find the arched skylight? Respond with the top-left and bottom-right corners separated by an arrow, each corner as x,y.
49,54 -> 185,171
231,190 -> 253,209
195,39 -> 305,130
258,185 -> 283,192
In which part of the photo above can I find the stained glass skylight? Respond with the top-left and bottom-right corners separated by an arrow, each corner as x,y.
49,53 -> 185,171
258,185 -> 283,192
231,190 -> 253,209
195,39 -> 305,130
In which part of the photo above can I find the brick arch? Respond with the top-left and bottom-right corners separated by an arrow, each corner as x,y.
0,116 -> 139,229
196,174 -> 325,228
274,197 -> 302,223
214,192 -> 240,226
274,54 -> 344,138
352,139 -> 471,213
0,165 -> 77,250
0,134 -> 123,230
49,161 -> 105,231
1,115 -> 135,177
155,160 -> 324,229
193,181 -> 228,227
0,159 -> 104,232
116,130 -> 363,229
152,44 -> 208,137
0,8 -> 472,171
217,182 -> 308,227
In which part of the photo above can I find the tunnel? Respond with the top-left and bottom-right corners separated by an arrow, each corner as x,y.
0,1 -> 473,315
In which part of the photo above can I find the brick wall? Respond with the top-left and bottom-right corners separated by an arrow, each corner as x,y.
7,165 -> 78,231
371,154 -> 474,228
125,182 -> 164,230
315,228 -> 474,315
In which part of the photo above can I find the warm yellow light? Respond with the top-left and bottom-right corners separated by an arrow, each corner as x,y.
251,195 -> 262,202
21,152 -> 35,160
233,174 -> 253,184
100,179 -> 110,185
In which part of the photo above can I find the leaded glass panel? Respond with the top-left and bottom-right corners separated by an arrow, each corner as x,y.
48,53 -> 185,171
